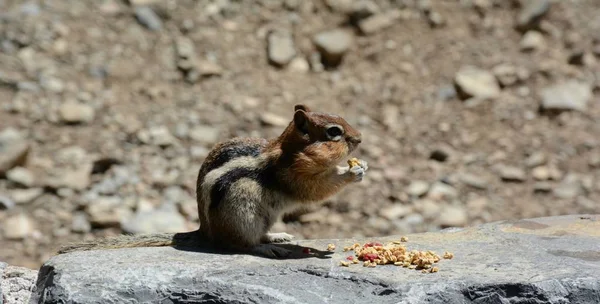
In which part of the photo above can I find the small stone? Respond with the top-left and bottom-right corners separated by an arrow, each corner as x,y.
347,0 -> 379,23
45,163 -> 92,191
313,29 -> 353,67
496,165 -> 527,182
427,182 -> 458,200
458,173 -> 488,190
437,205 -> 468,228
287,57 -> 310,73
58,101 -> 95,124
379,204 -> 412,220
6,167 -> 35,187
426,11 -> 445,28
260,113 -> 289,127
9,188 -> 43,205
517,0 -> 551,31
0,132 -> 30,175
533,182 -> 552,193
71,212 -> 91,233
492,64 -> 524,87
407,180 -> 429,197
454,66 -> 501,100
87,196 -> 130,228
137,126 -> 177,147
195,60 -> 222,77
413,199 -> 441,220
188,125 -> 220,146
525,152 -> 546,168
128,0 -> 158,5
0,195 -> 16,210
358,10 -> 401,35
540,80 -> 592,112
267,30 -> 296,67
3,213 -> 34,240
122,208 -> 187,234
532,166 -> 551,181
520,31 -> 545,52
553,175 -> 582,199
134,6 -> 162,31
589,154 -> 600,168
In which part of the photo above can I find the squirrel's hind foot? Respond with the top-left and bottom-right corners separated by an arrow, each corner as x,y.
261,232 -> 295,243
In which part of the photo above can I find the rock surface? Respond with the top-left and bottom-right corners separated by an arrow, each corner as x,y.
31,215 -> 600,304
1,263 -> 38,304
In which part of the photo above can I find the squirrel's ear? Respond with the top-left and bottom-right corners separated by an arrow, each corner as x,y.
293,109 -> 309,134
294,104 -> 311,113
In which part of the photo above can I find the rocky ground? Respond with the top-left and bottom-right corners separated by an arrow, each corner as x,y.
0,0 -> 599,269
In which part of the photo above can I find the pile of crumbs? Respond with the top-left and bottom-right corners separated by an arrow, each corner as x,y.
331,239 -> 454,273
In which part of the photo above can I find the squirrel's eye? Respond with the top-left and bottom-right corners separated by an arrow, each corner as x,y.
326,125 -> 344,139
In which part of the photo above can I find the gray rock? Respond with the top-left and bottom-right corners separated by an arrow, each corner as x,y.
31,215 -> 600,304
134,6 -> 162,31
520,30 -> 545,52
540,80 -> 592,112
313,29 -> 353,67
517,0 -> 551,31
358,10 -> 402,35
1,263 -> 37,304
121,208 -> 187,234
454,66 -> 500,100
267,30 -> 296,67
58,101 -> 95,124
3,213 -> 34,240
6,167 -> 35,187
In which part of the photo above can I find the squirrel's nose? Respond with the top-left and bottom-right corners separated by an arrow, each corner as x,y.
348,135 -> 362,144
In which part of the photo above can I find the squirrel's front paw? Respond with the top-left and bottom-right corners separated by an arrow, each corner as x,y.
348,159 -> 368,182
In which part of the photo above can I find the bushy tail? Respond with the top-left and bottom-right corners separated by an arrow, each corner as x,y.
57,231 -> 201,254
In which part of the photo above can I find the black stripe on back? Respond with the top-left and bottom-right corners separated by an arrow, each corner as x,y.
204,144 -> 262,174
209,160 -> 288,210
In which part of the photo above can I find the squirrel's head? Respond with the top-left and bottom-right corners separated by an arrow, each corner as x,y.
279,104 -> 362,168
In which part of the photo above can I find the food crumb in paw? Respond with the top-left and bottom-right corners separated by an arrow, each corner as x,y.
327,243 -> 336,251
347,157 -> 360,167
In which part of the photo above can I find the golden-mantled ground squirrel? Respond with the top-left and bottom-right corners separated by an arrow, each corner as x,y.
59,104 -> 368,258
